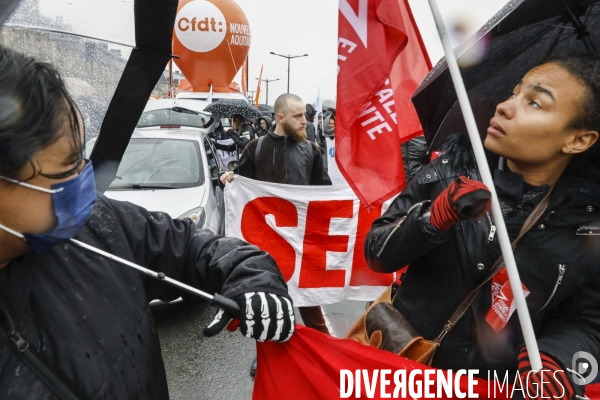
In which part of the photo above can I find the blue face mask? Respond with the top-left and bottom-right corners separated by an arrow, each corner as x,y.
0,160 -> 97,253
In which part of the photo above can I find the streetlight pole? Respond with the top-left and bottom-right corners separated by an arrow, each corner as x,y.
269,52 -> 309,93
256,78 -> 280,105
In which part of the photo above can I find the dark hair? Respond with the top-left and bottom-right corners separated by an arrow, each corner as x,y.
0,45 -> 83,180
543,54 -> 600,184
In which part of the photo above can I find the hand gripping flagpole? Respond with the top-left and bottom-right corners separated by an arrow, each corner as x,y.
427,0 -> 543,371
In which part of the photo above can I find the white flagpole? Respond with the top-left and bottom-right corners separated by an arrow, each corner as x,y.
207,84 -> 213,104
427,0 -> 543,371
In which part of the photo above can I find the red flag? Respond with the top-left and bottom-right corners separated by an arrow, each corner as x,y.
336,0 -> 431,210
253,325 -> 509,399
253,325 -> 600,399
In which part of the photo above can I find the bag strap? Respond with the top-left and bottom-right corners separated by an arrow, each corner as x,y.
434,187 -> 553,344
253,135 -> 265,172
0,295 -> 80,400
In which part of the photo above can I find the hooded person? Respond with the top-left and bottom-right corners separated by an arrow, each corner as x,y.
364,54 -> 600,399
210,119 -> 227,141
0,46 -> 295,399
304,103 -> 317,143
322,111 -> 335,139
256,115 -> 272,138
319,112 -> 335,166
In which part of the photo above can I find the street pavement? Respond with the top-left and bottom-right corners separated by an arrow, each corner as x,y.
154,299 -> 367,399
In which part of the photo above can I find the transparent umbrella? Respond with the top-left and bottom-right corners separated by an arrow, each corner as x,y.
1,0 -> 135,140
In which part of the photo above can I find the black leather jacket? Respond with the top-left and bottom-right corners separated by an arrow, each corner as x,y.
235,130 -> 331,186
365,138 -> 600,397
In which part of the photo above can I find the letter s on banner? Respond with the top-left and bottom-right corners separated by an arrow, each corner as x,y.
241,197 -> 297,281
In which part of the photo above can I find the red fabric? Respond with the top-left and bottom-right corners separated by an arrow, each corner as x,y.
430,176 -> 491,232
336,0 -> 430,211
254,325 -> 600,399
517,347 -> 575,399
588,384 -> 600,399
253,325 -> 510,399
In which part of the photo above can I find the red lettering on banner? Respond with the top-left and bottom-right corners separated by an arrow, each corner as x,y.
299,200 -> 353,288
350,204 -> 394,286
241,197 -> 297,281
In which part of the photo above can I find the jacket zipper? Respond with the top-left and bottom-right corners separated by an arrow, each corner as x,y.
486,213 -> 496,242
376,217 -> 407,259
376,201 -> 429,259
0,297 -> 80,399
538,264 -> 566,313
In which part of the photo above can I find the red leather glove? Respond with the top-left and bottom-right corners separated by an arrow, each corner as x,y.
518,347 -> 575,399
430,176 -> 492,232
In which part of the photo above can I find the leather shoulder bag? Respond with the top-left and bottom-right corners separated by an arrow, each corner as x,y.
345,189 -> 553,367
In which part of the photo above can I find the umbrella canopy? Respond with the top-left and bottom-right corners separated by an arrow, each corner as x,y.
412,0 -> 600,150
257,104 -> 274,113
0,0 -> 19,26
322,99 -> 336,112
205,98 -> 262,119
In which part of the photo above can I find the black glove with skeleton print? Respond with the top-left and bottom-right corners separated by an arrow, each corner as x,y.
203,292 -> 295,342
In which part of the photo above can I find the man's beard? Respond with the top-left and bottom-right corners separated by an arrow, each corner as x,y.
281,121 -> 307,142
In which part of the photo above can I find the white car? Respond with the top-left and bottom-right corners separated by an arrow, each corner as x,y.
86,101 -> 224,234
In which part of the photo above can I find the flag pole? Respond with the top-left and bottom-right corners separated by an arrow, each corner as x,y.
427,0 -> 543,371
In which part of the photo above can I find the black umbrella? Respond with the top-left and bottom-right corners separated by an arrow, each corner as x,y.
0,0 -> 19,26
205,98 -> 262,119
412,0 -> 600,150
257,104 -> 274,113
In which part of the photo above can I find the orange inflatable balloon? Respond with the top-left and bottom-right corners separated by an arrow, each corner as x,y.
173,0 -> 251,93
177,78 -> 193,92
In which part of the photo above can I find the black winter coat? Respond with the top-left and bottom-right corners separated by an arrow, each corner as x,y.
365,138 -> 600,397
0,194 -> 288,399
235,130 -> 331,185
213,128 -> 250,155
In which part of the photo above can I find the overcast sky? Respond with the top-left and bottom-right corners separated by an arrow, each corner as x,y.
232,0 -> 511,105
30,0 -> 511,105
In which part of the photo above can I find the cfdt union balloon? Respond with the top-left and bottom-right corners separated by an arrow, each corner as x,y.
173,0 -> 251,93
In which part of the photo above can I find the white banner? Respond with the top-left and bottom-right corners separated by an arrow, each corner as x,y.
225,176 -> 395,307
326,137 -> 348,186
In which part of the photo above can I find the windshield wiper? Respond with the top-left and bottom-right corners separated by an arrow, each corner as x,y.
109,184 -> 176,190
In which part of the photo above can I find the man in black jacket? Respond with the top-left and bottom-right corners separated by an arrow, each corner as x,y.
0,46 -> 294,399
221,94 -> 330,186
221,94 -> 331,335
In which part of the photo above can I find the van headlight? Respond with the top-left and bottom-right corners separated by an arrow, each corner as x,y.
178,207 -> 206,228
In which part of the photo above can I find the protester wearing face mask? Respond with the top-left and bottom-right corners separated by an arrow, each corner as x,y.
0,47 -> 295,400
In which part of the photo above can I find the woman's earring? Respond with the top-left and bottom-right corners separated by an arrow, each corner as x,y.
570,149 -> 574,153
